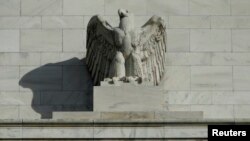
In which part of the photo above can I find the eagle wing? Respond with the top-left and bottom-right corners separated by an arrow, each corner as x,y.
86,15 -> 118,85
137,16 -> 167,85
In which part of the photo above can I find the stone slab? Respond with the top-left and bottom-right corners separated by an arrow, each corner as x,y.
0,0 -> 20,16
147,0 -> 188,15
0,30 -> 19,52
20,30 -> 62,52
94,84 -> 164,111
167,29 -> 189,52
21,0 -> 62,15
190,29 -> 231,52
53,111 -> 203,120
191,66 -> 232,90
53,112 -> 101,119
189,0 -> 230,15
63,0 -> 104,15
0,17 -> 41,29
0,66 -> 20,91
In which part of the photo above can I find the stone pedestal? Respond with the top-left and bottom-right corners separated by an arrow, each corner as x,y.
94,83 -> 165,112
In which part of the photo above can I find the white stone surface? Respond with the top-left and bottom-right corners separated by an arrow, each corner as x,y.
101,112 -> 155,120
212,91 -> 250,105
164,126 -> 207,138
211,53 -> 250,65
190,29 -> 231,52
169,16 -> 210,28
191,105 -> 234,119
231,0 -> 250,15
191,66 -> 232,90
63,0 -> 104,15
21,30 -> 62,52
166,105 -> 191,111
42,16 -> 84,28
94,127 -> 165,138
22,127 -> 93,138
163,66 -> 190,90
21,0 -> 62,15
0,30 -> 19,52
234,66 -> 250,90
166,53 -> 211,66
167,91 -> 212,105
234,105 -> 250,119
63,30 -> 85,52
147,0 -> 188,15
155,111 -> 203,119
0,67 -> 19,91
94,85 -> 164,111
211,16 -> 250,28
0,106 -> 19,119
0,17 -> 41,29
53,112 -> 101,119
167,29 -> 189,52
0,127 -> 21,138
0,53 -> 40,66
232,29 -> 250,52
0,0 -> 20,16
189,0 -> 230,15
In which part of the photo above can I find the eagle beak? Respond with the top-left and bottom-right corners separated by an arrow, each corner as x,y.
159,18 -> 166,29
118,9 -> 122,16
118,9 -> 127,18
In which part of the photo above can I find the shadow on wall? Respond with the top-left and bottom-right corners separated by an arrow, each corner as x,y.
19,58 -> 93,119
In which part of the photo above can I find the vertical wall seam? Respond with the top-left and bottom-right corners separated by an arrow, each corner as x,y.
231,29 -> 233,52
232,66 -> 234,92
41,16 -> 43,29
103,0 -> 106,15
62,29 -> 64,52
19,0 -> 21,16
229,0 -> 232,16
190,65 -> 192,91
189,28 -> 191,52
209,15 -> 211,29
62,0 -> 64,15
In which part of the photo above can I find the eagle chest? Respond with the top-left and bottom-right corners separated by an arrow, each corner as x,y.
121,34 -> 133,59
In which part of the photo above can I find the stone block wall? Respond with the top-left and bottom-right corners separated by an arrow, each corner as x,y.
0,0 -> 250,119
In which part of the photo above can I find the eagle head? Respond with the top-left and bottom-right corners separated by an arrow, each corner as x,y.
118,9 -> 129,19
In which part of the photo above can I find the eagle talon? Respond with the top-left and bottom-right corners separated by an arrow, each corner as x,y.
112,77 -> 119,83
122,76 -> 141,83
104,78 -> 112,82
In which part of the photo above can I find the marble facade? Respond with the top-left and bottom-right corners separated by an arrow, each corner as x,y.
0,0 -> 250,140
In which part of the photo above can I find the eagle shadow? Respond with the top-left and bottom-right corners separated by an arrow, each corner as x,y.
19,58 -> 93,119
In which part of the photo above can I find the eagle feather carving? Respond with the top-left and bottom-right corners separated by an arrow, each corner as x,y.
86,9 -> 166,86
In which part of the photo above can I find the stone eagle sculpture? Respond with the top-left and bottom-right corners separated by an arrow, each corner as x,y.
86,9 -> 166,86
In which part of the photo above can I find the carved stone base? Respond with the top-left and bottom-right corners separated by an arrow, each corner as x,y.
94,82 -> 164,111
